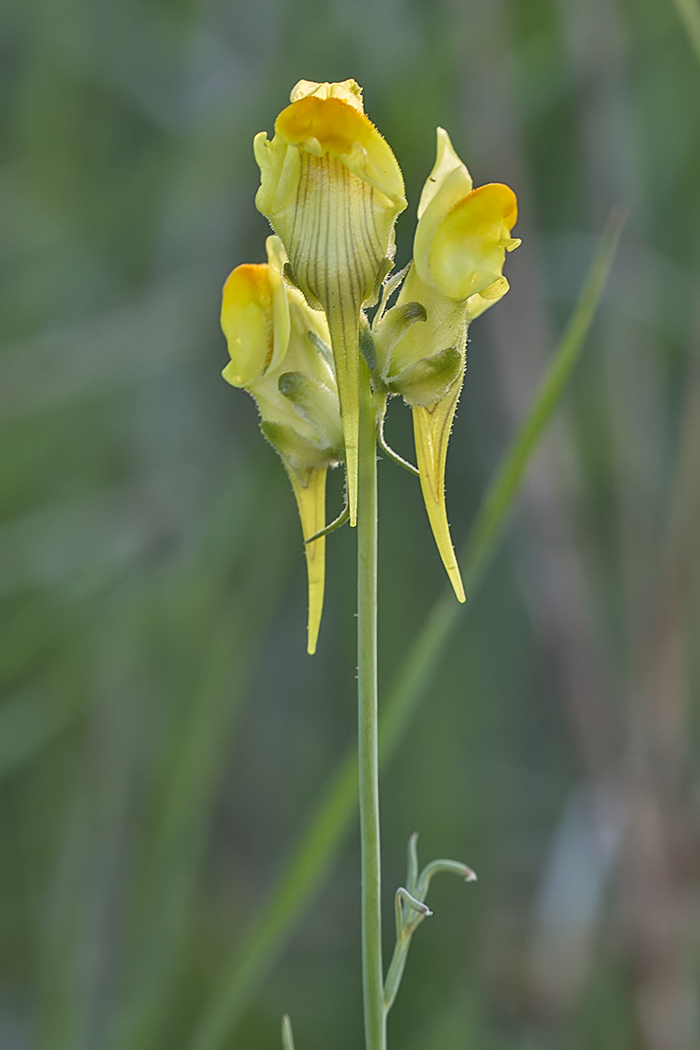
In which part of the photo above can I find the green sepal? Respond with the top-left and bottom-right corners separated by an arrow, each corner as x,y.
260,420 -> 331,471
282,262 -> 299,289
374,300 -> 427,379
365,253 -> 395,308
388,345 -> 462,407
359,319 -> 378,373
278,372 -> 344,458
306,329 -> 334,368
375,261 -> 410,325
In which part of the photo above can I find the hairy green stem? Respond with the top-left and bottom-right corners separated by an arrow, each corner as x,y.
357,361 -> 385,1050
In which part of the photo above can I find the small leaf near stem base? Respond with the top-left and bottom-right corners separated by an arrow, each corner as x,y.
383,834 -> 477,1015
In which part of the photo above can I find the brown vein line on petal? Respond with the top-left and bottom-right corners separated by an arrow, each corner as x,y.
311,154 -> 322,303
352,181 -> 369,300
357,179 -> 377,288
321,152 -> 332,298
363,183 -> 383,269
366,184 -> 384,266
289,146 -> 305,268
290,159 -> 302,279
319,153 -> 331,306
343,166 -> 361,305
337,174 -> 357,340
339,164 -> 352,303
297,150 -> 314,279
344,165 -> 363,310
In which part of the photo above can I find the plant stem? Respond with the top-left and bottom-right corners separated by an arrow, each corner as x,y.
187,218 -> 623,1050
357,361 -> 385,1050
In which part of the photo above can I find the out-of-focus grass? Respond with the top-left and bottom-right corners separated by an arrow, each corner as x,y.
673,0 -> 700,63
1,2 -> 699,1050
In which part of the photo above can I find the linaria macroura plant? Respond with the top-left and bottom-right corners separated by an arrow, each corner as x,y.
220,79 -> 519,1050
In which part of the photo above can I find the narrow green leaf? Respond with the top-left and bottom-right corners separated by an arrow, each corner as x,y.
461,209 -> 625,596
282,1015 -> 296,1050
673,0 -> 700,63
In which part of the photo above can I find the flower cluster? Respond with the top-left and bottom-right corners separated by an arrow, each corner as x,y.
221,80 -> 519,651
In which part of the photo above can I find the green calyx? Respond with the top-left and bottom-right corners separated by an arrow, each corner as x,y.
387,345 -> 463,407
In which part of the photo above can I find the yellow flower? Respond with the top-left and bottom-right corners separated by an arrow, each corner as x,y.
385,129 -> 519,602
221,236 -> 343,654
254,79 -> 407,525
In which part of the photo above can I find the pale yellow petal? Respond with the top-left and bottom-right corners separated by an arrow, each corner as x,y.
220,264 -> 274,387
416,182 -> 518,300
274,95 -> 405,204
388,263 -> 467,378
290,79 -> 364,112
265,236 -> 292,371
417,127 -> 472,219
464,276 -> 510,322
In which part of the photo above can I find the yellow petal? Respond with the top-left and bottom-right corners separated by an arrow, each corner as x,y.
221,264 -> 274,387
412,384 -> 466,603
286,464 -> 328,655
275,94 -> 405,204
265,235 -> 292,371
417,182 -> 519,301
417,127 -> 472,219
290,79 -> 364,111
464,276 -> 510,322
387,263 -> 468,378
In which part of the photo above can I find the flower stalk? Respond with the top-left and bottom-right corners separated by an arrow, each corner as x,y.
357,359 -> 385,1050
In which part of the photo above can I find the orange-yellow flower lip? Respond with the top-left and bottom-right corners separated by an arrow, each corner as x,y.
222,262 -> 273,312
447,183 -> 518,235
276,95 -> 376,157
221,263 -> 275,383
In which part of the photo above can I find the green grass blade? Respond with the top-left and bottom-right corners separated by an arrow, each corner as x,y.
188,213 -> 623,1050
190,752 -> 358,1050
461,209 -> 625,596
673,0 -> 700,63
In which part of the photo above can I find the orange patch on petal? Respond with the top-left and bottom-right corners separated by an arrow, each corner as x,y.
447,183 -> 518,238
276,96 -> 376,157
221,264 -> 275,386
222,263 -> 273,313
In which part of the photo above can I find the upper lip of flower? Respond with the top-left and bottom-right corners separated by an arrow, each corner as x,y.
415,181 -> 520,301
274,95 -> 406,206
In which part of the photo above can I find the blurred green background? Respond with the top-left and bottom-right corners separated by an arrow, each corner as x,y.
1,0 -> 699,1048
